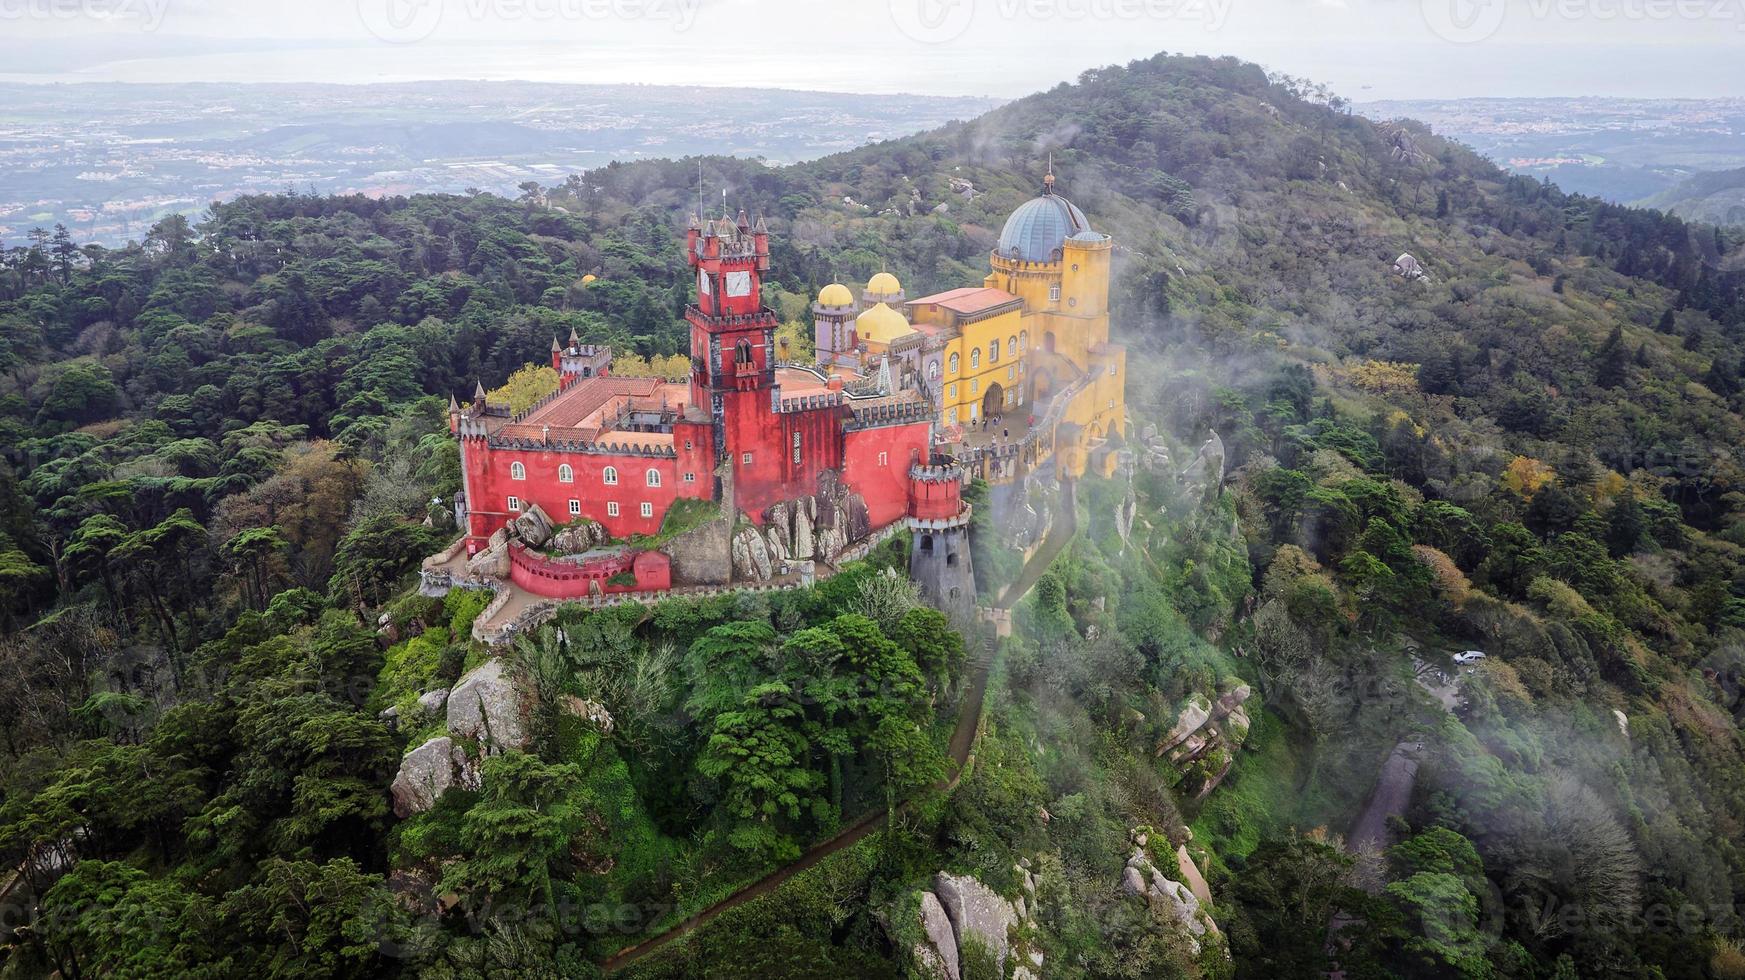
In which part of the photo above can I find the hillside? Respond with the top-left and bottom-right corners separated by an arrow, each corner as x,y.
1641,165 -> 1745,228
3,53 -> 1745,979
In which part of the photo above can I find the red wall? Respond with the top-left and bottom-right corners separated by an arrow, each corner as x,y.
464,425 -> 713,552
728,397 -> 847,522
508,544 -> 668,599
842,421 -> 931,530
909,472 -> 963,521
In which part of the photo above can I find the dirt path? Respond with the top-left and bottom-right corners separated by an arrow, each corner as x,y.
601,485 -> 1077,974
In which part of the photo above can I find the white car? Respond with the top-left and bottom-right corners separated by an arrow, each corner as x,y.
1453,650 -> 1488,665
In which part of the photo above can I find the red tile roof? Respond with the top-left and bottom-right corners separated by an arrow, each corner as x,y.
906,286 -> 1021,316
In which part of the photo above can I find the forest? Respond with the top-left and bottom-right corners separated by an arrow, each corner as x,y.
2,51 -> 1745,978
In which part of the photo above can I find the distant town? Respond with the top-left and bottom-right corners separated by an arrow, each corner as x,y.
0,81 -> 999,246
1358,96 -> 1745,205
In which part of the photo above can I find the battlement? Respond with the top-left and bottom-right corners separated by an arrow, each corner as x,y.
910,463 -> 965,484
844,399 -> 934,431
482,434 -> 678,458
779,392 -> 842,413
684,305 -> 778,329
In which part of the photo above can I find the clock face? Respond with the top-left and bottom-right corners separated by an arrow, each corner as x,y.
725,270 -> 752,297
697,270 -> 711,295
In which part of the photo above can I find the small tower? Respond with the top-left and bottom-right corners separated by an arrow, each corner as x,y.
813,282 -> 856,370
907,462 -> 976,626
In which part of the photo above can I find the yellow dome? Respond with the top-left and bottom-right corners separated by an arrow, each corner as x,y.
818,282 -> 853,306
855,302 -> 914,345
581,274 -> 598,284
866,271 -> 902,295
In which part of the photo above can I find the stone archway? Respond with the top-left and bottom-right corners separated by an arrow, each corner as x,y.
982,381 -> 1004,419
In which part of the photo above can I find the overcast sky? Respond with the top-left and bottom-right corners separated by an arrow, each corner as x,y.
1,0 -> 1741,99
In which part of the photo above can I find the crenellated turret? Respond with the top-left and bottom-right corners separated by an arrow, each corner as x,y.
906,462 -> 975,624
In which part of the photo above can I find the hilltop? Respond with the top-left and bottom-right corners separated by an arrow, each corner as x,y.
2,53 -> 1745,980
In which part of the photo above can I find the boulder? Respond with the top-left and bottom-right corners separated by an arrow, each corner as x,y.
391,736 -> 476,817
510,503 -> 556,548
732,525 -> 774,581
764,526 -> 790,566
417,688 -> 450,717
551,522 -> 602,554
466,542 -> 508,580
1157,693 -> 1212,756
793,506 -> 815,560
446,659 -> 530,755
933,873 -> 1017,974
1393,252 -> 1426,280
916,891 -> 960,980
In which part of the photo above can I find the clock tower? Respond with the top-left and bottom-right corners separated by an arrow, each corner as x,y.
686,209 -> 775,466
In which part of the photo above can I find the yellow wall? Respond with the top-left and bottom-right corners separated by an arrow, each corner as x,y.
937,308 -> 1028,425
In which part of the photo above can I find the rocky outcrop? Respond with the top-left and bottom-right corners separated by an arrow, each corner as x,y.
933,873 -> 1018,974
1393,252 -> 1427,280
1157,693 -> 1212,757
915,891 -> 960,980
550,520 -> 606,555
1122,846 -> 1220,956
446,659 -> 530,755
731,524 -> 774,581
390,736 -> 480,818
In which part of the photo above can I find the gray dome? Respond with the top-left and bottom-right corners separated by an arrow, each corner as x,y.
997,191 -> 1091,262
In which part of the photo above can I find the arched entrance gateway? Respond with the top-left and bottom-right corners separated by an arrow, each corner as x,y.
982,381 -> 1004,419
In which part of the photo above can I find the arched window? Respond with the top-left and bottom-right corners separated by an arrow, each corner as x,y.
603,466 -> 619,486
646,468 -> 661,487
1008,336 -> 1017,357
1020,330 -> 1028,351
948,352 -> 959,374
510,461 -> 526,481
989,340 -> 1000,364
558,464 -> 574,483
970,348 -> 980,369
928,360 -> 940,380
735,339 -> 753,365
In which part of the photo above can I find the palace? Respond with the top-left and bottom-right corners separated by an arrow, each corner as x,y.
445,171 -> 1124,609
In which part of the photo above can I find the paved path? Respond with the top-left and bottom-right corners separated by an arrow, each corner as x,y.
600,484 -> 1077,974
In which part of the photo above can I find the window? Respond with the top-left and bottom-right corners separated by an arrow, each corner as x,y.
742,452 -> 753,465
1020,330 -> 1028,351
928,361 -> 940,380
878,451 -> 889,466
949,382 -> 957,398
684,439 -> 692,450
989,340 -> 999,364
948,408 -> 958,424
971,379 -> 978,394
510,461 -> 526,481
558,464 -> 573,483
1048,283 -> 1061,302
1008,336 -> 1017,357
603,466 -> 619,485
970,404 -> 979,420
646,468 -> 661,487
640,501 -> 654,518
568,499 -> 581,516
684,472 -> 696,483
948,352 -> 959,374
1109,363 -> 1118,376
1007,366 -> 1015,381
1108,398 -> 1116,409
735,339 -> 753,365
507,495 -> 521,511
607,501 -> 619,517
970,348 -> 980,369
